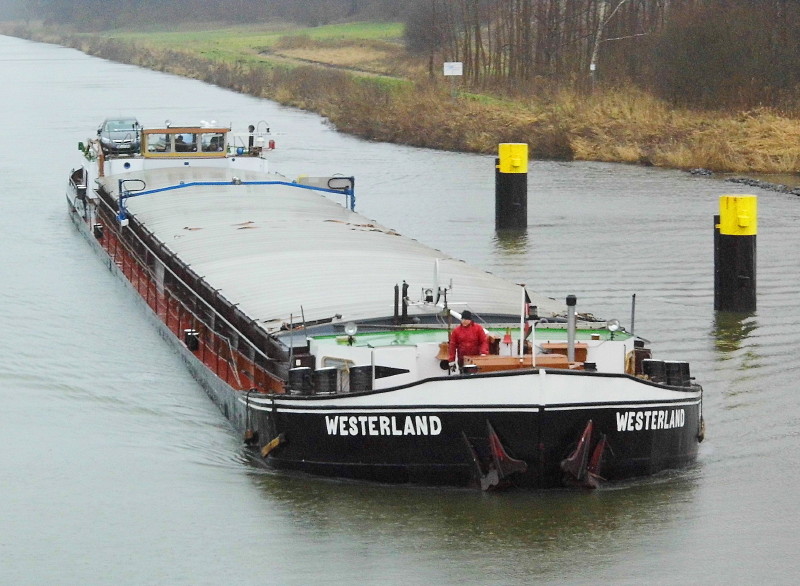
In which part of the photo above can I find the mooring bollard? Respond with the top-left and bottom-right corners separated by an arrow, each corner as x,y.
495,143 -> 528,230
714,194 -> 757,312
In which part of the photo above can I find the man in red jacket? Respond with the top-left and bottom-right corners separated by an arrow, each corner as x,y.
448,310 -> 489,370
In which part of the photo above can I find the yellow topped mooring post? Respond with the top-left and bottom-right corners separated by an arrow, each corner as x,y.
719,195 -> 757,236
714,195 -> 757,312
497,143 -> 529,174
495,143 -> 528,230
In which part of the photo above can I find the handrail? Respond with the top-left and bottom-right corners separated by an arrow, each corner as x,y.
93,191 -> 280,368
117,179 -> 356,221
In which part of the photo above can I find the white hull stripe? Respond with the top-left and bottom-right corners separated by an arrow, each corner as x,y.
241,393 -> 700,410
239,399 -> 700,414
240,402 -> 542,415
545,399 -> 701,411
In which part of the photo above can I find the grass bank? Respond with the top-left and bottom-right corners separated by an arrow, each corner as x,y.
6,21 -> 800,175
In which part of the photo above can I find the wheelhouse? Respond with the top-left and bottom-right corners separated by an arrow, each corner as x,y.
142,126 -> 230,158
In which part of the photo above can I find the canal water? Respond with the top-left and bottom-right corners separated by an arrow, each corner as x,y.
1,35 -> 798,584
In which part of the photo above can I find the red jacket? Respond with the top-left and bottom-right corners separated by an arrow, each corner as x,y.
449,322 -> 489,362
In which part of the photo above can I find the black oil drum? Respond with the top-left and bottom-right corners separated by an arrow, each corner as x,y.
313,367 -> 338,394
289,366 -> 313,395
348,365 -> 373,392
642,359 -> 666,383
664,361 -> 691,387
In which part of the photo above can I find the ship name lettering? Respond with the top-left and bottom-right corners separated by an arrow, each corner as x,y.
615,409 -> 685,432
325,415 -> 442,436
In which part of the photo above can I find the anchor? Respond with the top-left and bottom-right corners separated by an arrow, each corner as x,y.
560,420 -> 608,489
463,420 -> 528,491
260,433 -> 285,458
586,433 -> 608,487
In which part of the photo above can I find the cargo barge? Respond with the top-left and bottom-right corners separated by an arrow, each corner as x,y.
66,119 -> 704,489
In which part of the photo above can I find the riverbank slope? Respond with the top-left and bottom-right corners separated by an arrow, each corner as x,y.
5,21 -> 800,175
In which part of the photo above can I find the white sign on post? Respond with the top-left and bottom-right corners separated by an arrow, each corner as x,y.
443,62 -> 463,76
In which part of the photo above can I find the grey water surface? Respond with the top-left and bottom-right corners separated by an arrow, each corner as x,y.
1,35 -> 798,585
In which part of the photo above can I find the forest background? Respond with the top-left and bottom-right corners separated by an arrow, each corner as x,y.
2,0 -> 800,176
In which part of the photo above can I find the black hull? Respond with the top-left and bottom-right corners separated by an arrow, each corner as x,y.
250,399 -> 701,489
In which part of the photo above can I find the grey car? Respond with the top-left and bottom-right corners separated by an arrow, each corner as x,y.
97,117 -> 140,154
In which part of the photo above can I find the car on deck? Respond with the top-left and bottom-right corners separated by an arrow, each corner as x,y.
97,117 -> 140,154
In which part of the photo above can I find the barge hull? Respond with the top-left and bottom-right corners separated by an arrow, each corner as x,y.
69,192 -> 701,489
66,125 -> 703,490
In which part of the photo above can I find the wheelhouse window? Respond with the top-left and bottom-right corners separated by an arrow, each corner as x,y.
201,132 -> 226,152
146,133 -> 172,153
175,133 -> 197,152
142,128 -> 229,158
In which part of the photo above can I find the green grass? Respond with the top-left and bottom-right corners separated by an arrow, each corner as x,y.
92,21 -> 405,68
284,21 -> 404,42
102,26 -> 285,53
100,21 -> 403,51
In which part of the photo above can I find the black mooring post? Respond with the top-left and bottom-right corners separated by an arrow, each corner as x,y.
714,195 -> 757,312
495,143 -> 528,230
393,283 -> 399,325
401,281 -> 409,323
